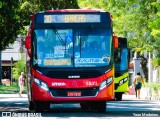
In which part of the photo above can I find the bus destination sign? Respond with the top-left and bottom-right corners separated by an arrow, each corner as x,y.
43,14 -> 100,23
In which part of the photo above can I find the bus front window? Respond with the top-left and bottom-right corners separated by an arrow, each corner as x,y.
33,29 -> 73,67
74,28 -> 112,67
33,28 -> 112,68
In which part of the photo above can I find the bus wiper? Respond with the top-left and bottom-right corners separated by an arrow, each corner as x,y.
80,25 -> 94,46
52,27 -> 65,46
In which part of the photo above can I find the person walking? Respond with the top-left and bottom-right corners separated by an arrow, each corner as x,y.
18,72 -> 25,97
134,72 -> 145,99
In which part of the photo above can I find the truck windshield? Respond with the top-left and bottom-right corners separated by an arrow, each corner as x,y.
33,28 -> 112,68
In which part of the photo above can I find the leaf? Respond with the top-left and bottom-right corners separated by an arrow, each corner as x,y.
15,15 -> 20,19
0,1 -> 2,8
20,1 -> 30,10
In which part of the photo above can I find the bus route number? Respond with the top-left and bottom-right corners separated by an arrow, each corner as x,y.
44,15 -> 52,23
86,81 -> 98,86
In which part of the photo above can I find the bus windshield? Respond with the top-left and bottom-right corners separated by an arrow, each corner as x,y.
33,28 -> 112,68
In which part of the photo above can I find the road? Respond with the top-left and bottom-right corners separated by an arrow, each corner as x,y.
0,94 -> 160,118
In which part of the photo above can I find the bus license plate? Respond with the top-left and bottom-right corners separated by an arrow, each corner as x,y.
67,92 -> 81,97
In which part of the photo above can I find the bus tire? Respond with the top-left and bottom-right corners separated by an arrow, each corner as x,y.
95,101 -> 106,112
90,101 -> 106,112
34,101 -> 50,112
29,101 -> 34,110
80,103 -> 90,111
115,92 -> 123,101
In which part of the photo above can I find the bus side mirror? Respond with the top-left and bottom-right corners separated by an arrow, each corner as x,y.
25,35 -> 31,57
25,36 -> 31,49
113,36 -> 118,48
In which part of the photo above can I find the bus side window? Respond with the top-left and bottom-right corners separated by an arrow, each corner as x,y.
120,48 -> 128,71
114,49 -> 121,62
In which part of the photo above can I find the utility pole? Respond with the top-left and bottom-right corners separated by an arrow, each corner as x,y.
146,52 -> 152,100
11,57 -> 13,86
148,52 -> 152,83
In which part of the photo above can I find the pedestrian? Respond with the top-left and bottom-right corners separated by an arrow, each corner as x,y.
18,72 -> 25,97
133,72 -> 145,99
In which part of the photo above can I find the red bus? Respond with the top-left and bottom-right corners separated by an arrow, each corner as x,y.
25,9 -> 118,112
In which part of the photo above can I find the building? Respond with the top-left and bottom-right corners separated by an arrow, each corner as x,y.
1,36 -> 25,85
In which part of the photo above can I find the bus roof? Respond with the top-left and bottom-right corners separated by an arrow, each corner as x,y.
31,9 -> 111,20
34,8 -> 107,14
46,8 -> 106,13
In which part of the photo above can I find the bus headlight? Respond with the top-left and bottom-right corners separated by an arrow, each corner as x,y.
34,78 -> 49,91
100,77 -> 113,90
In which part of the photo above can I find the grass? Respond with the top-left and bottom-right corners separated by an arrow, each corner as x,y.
0,83 -> 27,94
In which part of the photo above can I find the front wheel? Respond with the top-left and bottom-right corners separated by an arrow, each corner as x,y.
34,101 -> 50,112
93,100 -> 106,112
29,101 -> 34,110
80,101 -> 106,112
115,92 -> 123,101
80,103 -> 90,111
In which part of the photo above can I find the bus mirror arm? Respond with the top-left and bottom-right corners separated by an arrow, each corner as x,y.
25,36 -> 31,49
113,36 -> 118,48
25,35 -> 31,57
27,49 -> 31,57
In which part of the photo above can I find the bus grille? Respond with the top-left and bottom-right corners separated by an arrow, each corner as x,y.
50,87 -> 99,97
46,71 -> 101,79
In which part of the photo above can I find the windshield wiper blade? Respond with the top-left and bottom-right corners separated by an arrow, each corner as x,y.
80,25 -> 94,46
52,26 -> 65,46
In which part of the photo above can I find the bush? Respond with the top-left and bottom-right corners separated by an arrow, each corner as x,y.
148,82 -> 160,94
12,53 -> 26,83
0,82 -> 27,94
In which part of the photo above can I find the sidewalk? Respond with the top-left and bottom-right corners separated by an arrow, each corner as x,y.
0,94 -> 27,98
122,94 -> 147,101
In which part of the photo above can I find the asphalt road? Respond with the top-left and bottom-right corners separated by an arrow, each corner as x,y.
0,94 -> 160,118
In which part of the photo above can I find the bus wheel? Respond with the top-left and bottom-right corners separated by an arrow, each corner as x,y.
115,92 -> 123,101
90,101 -> 106,112
80,103 -> 90,111
95,101 -> 106,112
34,101 -> 50,112
29,101 -> 34,110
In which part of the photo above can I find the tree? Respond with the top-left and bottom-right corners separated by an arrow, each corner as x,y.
0,0 -> 22,50
0,0 -> 79,51
12,53 -> 26,83
78,0 -> 160,81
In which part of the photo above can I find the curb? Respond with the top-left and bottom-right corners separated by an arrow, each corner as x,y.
0,94 -> 27,98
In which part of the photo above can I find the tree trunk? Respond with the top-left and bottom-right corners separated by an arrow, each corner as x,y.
140,56 -> 148,82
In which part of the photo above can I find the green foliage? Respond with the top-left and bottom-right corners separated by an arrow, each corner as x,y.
78,0 -> 160,73
0,0 -> 79,51
0,0 -> 21,50
0,84 -> 27,94
12,53 -> 26,81
152,57 -> 160,75
0,1 -> 2,8
152,57 -> 160,67
148,82 -> 160,94
78,0 -> 160,52
78,0 -> 160,82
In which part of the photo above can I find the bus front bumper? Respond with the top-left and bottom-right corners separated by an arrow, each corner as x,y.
32,82 -> 114,102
